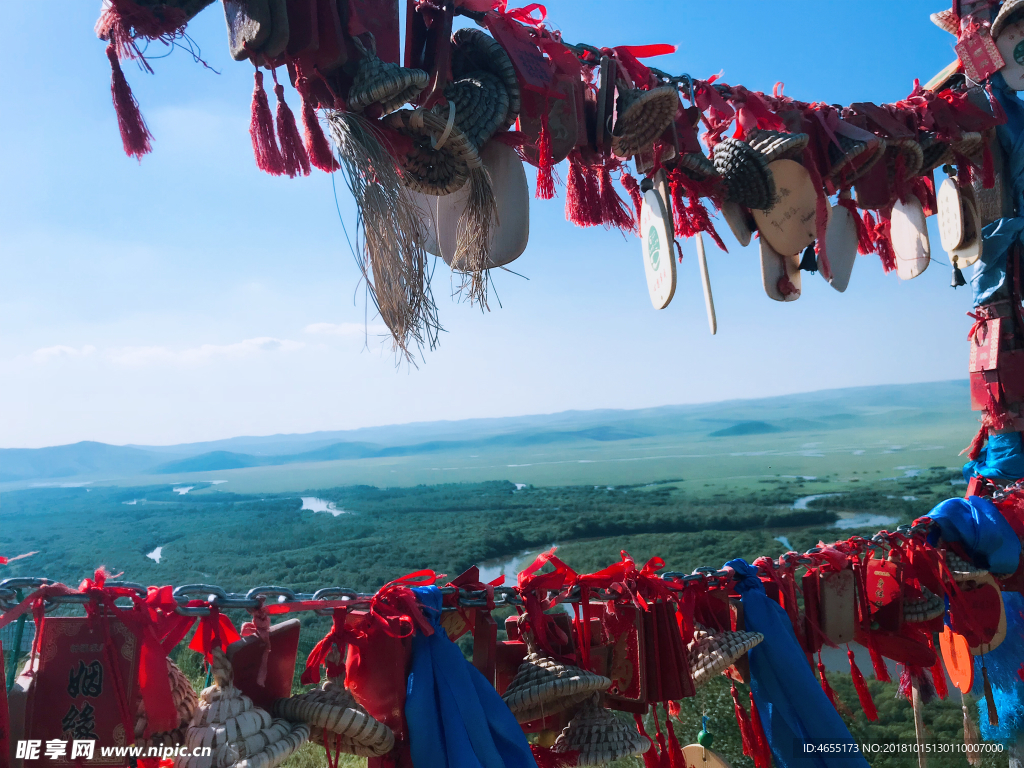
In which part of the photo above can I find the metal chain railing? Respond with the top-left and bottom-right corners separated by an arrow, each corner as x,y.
0,518 -> 934,618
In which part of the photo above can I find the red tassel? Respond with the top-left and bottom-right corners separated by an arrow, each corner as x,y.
535,111 -> 555,200
106,41 -> 152,159
621,172 -> 644,227
869,211 -> 896,273
250,70 -> 284,175
731,684 -> 757,764
848,648 -> 878,721
272,73 -> 310,178
838,197 -> 873,255
860,211 -> 877,255
634,714 -> 660,768
749,693 -> 772,768
818,656 -> 838,708
668,171 -> 697,238
565,151 -> 599,226
297,83 -> 339,173
599,166 -> 635,232
929,639 -> 949,701
869,642 -> 892,682
664,717 -> 686,768
964,423 -> 989,461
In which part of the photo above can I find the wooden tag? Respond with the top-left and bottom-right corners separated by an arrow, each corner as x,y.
437,140 -> 530,269
405,189 -> 441,257
285,0 -> 319,58
969,316 -> 1001,372
866,558 -> 903,632
653,168 -> 673,237
595,58 -> 617,159
696,234 -> 717,335
952,195 -> 983,267
520,79 -> 578,166
680,745 -> 734,768
819,569 -> 856,645
484,16 -> 554,91
601,603 -> 647,711
22,617 -> 140,766
823,201 -> 858,293
721,201 -> 752,247
227,618 -> 301,711
640,188 -> 677,309
752,159 -> 820,256
891,196 -> 931,281
224,0 -> 273,61
759,236 -> 801,302
964,574 -> 1007,655
996,18 -> 1024,91
939,626 -> 974,692
958,25 -> 1005,82
937,177 -> 965,252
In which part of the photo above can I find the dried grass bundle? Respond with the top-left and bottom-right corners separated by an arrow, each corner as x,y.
451,164 -> 498,309
326,110 -> 440,362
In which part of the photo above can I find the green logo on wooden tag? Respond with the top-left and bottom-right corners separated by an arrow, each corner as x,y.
1015,40 -> 1024,65
647,225 -> 660,270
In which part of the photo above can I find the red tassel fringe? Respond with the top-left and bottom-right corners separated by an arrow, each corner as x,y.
848,648 -> 878,720
837,197 -> 873,255
535,112 -> 555,200
621,172 -> 644,227
865,210 -> 896,273
250,70 -> 284,175
965,423 -> 989,461
869,643 -> 892,682
273,74 -> 310,178
599,166 -> 635,232
731,684 -> 758,765
106,41 -> 152,159
298,86 -> 339,173
635,714 -> 659,768
749,693 -> 772,768
664,717 -> 685,768
565,151 -> 601,226
818,658 -> 838,708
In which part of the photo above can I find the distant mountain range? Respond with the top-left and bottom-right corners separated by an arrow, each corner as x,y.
0,380 -> 970,484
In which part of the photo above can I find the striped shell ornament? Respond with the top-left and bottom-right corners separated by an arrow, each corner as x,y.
172,648 -> 309,768
944,550 -> 989,582
273,678 -> 394,757
553,695 -> 649,766
501,652 -> 611,723
903,586 -> 945,623
687,624 -> 764,690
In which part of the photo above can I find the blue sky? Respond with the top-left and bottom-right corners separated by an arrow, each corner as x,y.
0,1 -> 971,448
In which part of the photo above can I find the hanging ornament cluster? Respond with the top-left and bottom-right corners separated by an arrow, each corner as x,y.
92,0 -> 1019,358
4,475 -> 1024,768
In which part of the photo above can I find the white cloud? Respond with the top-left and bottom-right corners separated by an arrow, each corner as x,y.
32,345 -> 96,363
109,337 -> 304,367
304,322 -> 388,337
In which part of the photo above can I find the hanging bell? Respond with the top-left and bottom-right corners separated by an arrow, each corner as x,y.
952,257 -> 966,288
799,244 -> 818,273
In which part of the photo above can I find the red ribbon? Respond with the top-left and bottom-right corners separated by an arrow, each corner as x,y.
490,1 -> 547,27
300,607 -> 366,685
367,569 -> 438,638
188,606 -> 240,662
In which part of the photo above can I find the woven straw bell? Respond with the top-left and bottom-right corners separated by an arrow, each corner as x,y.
677,151 -> 718,181
502,651 -> 611,723
611,84 -> 680,158
347,41 -> 429,116
172,648 -> 309,768
384,107 -> 481,195
827,132 -> 885,185
903,586 -> 945,623
451,28 -> 521,133
713,137 -> 776,210
444,71 -> 511,149
273,649 -> 393,757
553,695 -> 649,766
944,550 -> 989,582
135,658 -> 199,751
686,624 -> 764,690
745,128 -> 810,164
